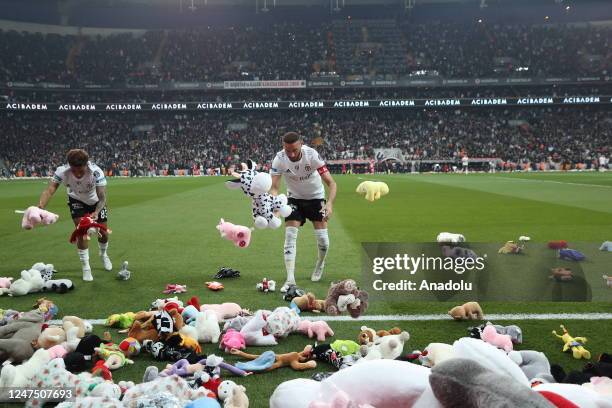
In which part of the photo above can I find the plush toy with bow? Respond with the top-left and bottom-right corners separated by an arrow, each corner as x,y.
226,160 -> 292,229
217,219 -> 253,248
69,214 -> 111,244
16,206 -> 59,230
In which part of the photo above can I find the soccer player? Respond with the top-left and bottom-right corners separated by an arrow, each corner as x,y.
462,154 -> 469,174
37,149 -> 112,281
270,132 -> 337,292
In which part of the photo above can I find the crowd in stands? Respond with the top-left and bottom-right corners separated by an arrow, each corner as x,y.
1,20 -> 610,84
2,107 -> 609,177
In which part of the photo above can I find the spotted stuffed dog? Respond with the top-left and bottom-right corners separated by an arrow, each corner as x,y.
226,160 -> 292,229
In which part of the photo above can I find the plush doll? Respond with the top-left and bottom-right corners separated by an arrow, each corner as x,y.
150,296 -> 184,313
16,206 -> 59,230
214,267 -> 241,279
265,307 -> 301,338
550,267 -> 573,282
164,283 -> 187,294
119,375 -> 211,408
217,218 -> 253,248
43,279 -> 74,294
436,232 -> 465,244
358,326 -> 401,346
291,293 -> 326,314
551,353 -> 612,384
118,337 -> 141,357
355,181 -> 389,202
93,343 -> 134,378
0,277 -> 13,289
548,240 -> 569,250
231,346 -> 317,372
498,241 -> 524,254
226,160 -> 292,229
441,245 -> 479,261
469,322 -> 522,344
324,279 -> 369,318
193,309 -> 221,344
223,384 -> 249,408
36,326 -> 67,349
0,268 -> 45,296
310,389 -> 376,408
127,314 -> 160,343
194,297 -> 250,320
552,325 -> 591,359
298,320 -> 334,342
507,350 -> 554,383
142,338 -> 203,363
0,310 -> 45,363
58,324 -> 80,354
33,297 -> 59,321
63,316 -> 93,338
480,325 -> 513,352
105,312 -> 136,329
600,241 -> 612,252
359,331 -> 410,361
220,329 -> 247,353
412,343 -> 455,368
330,340 -> 361,356
206,281 -> 225,291
603,275 -> 612,288
30,262 -> 56,281
283,285 -> 306,302
69,214 -> 111,244
223,315 -> 252,332
448,301 -> 483,320
256,278 -> 276,293
117,261 -> 131,280
159,357 -> 248,378
559,248 -> 586,261
0,348 -> 51,387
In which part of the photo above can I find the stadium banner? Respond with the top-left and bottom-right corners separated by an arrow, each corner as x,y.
374,148 -> 405,163
3,96 -> 611,112
4,76 -> 610,91
361,243 -> 602,302
223,80 -> 306,89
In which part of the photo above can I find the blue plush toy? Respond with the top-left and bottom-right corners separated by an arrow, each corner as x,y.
185,397 -> 221,408
559,249 -> 586,261
235,350 -> 276,371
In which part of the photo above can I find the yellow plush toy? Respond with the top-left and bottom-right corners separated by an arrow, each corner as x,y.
356,181 -> 389,202
552,324 -> 591,359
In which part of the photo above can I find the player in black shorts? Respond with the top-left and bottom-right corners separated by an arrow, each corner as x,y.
270,132 -> 337,292
37,149 -> 112,281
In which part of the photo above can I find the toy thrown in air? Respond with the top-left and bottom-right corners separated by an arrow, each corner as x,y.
16,206 -> 59,230
69,214 -> 111,244
217,218 -> 253,248
552,324 -> 591,360
355,181 -> 389,202
226,160 -> 292,229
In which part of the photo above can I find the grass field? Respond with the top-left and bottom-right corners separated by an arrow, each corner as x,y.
1,172 -> 612,407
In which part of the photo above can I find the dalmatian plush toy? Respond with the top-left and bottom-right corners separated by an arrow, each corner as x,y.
226,160 -> 292,229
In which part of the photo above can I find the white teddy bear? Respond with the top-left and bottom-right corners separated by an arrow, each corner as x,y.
0,269 -> 45,296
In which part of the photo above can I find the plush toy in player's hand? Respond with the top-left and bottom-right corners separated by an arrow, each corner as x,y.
226,160 -> 292,229
216,218 -> 253,248
69,214 -> 111,244
16,206 -> 59,230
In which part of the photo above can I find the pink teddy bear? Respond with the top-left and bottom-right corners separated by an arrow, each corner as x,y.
480,324 -> 513,352
298,320 -> 335,342
16,206 -> 59,230
217,218 -> 253,248
219,329 -> 246,353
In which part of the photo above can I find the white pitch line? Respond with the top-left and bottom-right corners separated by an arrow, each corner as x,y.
49,312 -> 612,326
491,176 -> 612,189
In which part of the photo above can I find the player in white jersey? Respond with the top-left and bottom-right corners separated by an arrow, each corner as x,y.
462,154 -> 469,174
599,154 -> 609,171
37,149 -> 112,281
270,132 -> 337,292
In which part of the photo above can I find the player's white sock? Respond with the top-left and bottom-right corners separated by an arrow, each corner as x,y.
99,242 -> 112,271
282,226 -> 298,292
312,228 -> 329,282
79,249 -> 92,281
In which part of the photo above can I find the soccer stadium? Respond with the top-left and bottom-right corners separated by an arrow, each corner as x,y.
0,0 -> 611,406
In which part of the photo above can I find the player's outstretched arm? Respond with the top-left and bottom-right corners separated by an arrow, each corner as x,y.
38,180 -> 59,209
270,174 -> 281,196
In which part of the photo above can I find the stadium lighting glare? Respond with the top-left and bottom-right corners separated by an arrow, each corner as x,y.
545,16 -> 549,20
565,5 -> 571,10
478,18 -> 483,23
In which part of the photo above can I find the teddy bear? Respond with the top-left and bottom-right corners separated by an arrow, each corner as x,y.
63,316 -> 93,338
217,218 -> 253,248
69,214 -> 112,244
30,262 -> 56,281
298,320 -> 334,342
357,326 -> 401,346
324,279 -> 369,318
355,181 -> 389,202
0,348 -> 51,387
498,241 -> 524,254
359,331 -> 410,361
548,240 -> 569,250
468,322 -> 522,344
239,310 -> 278,347
436,232 -> 465,244
194,310 -> 221,343
16,206 -> 59,230
36,326 -> 67,349
448,301 -> 483,320
226,160 -> 292,229
0,268 -> 45,296
559,248 -> 586,261
256,278 -> 276,293
550,267 -> 573,282
0,310 -> 45,364
291,292 -> 326,314
223,384 -> 249,408
220,329 -> 247,353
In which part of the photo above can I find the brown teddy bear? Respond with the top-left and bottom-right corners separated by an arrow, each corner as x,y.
292,293 -> 325,313
448,301 -> 484,321
230,346 -> 316,371
358,325 -> 402,345
550,267 -> 573,282
324,279 -> 369,318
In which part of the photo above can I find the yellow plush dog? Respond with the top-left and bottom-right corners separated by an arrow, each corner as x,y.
356,181 -> 389,202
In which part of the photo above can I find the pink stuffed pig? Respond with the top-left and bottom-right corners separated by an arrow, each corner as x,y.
480,324 -> 513,352
216,218 -> 253,248
298,320 -> 335,342
220,329 -> 246,353
16,206 -> 59,230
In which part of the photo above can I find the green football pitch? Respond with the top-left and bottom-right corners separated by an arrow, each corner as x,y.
1,172 -> 611,407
